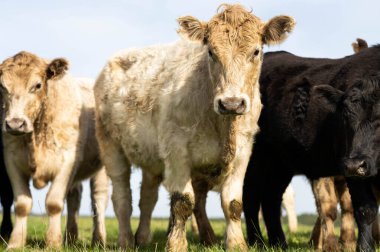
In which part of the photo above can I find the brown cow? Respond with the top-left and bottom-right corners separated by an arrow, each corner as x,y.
94,4 -> 295,251
0,51 -> 108,249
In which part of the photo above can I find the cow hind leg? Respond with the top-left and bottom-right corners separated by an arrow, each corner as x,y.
282,185 -> 298,233
335,176 -> 356,251
97,125 -> 134,249
90,168 -> 108,247
64,183 -> 82,245
192,179 -> 217,246
310,177 -> 339,252
135,171 -> 162,246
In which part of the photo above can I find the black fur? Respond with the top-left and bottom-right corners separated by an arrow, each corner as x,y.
243,45 -> 380,251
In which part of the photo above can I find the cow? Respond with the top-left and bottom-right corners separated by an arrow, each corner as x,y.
0,132 -> 13,240
309,39 -> 371,251
94,4 -> 295,251
243,41 -> 380,251
0,51 -> 109,249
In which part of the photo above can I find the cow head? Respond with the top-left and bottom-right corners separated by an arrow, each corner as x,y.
314,76 -> 380,178
0,51 -> 68,135
178,4 -> 295,115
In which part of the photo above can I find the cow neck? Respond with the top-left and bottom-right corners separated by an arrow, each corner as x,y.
27,97 -> 48,174
219,115 -> 239,175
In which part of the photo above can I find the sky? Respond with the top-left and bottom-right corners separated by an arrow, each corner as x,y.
0,0 -> 379,218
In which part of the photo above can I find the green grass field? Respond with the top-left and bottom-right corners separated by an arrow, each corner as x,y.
0,214 -> 351,251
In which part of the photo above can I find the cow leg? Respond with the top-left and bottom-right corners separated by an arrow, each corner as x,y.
135,171 -> 162,246
335,176 -> 356,250
0,160 -> 13,240
64,183 -> 82,245
347,179 -> 377,252
371,185 -> 380,245
45,159 -> 77,248
90,168 -> 108,247
261,173 -> 292,248
6,168 -> 32,249
191,213 -> 199,235
282,185 -> 297,233
97,119 -> 133,249
221,156 -> 250,251
192,179 -> 217,246
310,177 -> 339,251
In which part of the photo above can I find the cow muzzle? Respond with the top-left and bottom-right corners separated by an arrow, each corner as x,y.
5,117 -> 30,135
344,158 -> 372,177
217,97 -> 248,115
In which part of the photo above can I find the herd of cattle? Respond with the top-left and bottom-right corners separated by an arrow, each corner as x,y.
0,3 -> 379,252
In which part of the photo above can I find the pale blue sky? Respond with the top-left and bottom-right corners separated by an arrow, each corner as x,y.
1,0 -> 379,218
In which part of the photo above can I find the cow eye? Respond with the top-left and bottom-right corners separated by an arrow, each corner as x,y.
208,48 -> 217,62
30,83 -> 42,93
250,49 -> 260,61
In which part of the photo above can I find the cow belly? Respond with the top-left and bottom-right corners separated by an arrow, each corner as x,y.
120,118 -> 164,175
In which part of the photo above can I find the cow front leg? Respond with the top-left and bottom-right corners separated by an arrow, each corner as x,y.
135,171 -> 162,246
221,163 -> 249,251
347,179 -> 377,252
6,169 -> 32,249
261,173 -> 292,249
64,183 -> 82,245
45,162 -> 75,248
90,168 -> 109,247
164,157 -> 194,252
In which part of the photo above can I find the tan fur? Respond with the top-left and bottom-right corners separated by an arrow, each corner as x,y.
310,176 -> 356,251
0,51 -> 108,249
95,4 -> 294,251
352,38 -> 368,53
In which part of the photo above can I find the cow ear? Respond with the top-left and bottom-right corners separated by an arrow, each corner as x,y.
177,16 -> 207,42
262,16 -> 296,45
352,38 -> 368,54
46,58 -> 69,80
312,85 -> 344,112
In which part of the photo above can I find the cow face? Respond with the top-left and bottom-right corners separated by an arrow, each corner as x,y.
341,78 -> 380,178
178,4 -> 295,115
314,77 -> 380,178
0,51 -> 68,135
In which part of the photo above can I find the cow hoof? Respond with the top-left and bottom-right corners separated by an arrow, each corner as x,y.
166,236 -> 188,252
117,233 -> 134,250
323,235 -> 339,252
226,238 -> 248,252
64,227 -> 78,245
135,228 -> 152,246
91,231 -> 106,247
46,234 -> 62,248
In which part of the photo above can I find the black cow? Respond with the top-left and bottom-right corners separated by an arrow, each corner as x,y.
0,132 -> 13,240
243,44 -> 380,251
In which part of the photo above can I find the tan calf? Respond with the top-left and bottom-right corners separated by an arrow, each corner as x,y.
0,51 -> 108,249
95,4 -> 295,251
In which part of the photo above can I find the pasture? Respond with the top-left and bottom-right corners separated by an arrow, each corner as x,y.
0,214 -> 341,251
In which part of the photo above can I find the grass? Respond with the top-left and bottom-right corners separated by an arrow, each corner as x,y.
0,214 -> 352,251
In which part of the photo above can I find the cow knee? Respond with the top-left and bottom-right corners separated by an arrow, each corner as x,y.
46,199 -> 63,215
229,199 -> 243,221
355,205 -> 377,225
170,192 -> 193,222
15,196 -> 32,217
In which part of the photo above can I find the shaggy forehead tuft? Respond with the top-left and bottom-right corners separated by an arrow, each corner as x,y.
0,51 -> 47,80
207,4 -> 262,40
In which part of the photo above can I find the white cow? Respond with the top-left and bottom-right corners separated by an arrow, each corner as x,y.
95,4 -> 295,251
0,51 -> 108,249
